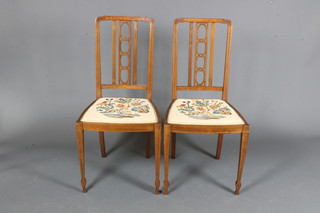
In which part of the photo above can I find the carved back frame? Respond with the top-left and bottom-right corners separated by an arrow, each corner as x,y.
95,16 -> 154,99
172,18 -> 232,101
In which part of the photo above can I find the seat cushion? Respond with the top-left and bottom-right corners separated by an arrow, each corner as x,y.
81,97 -> 158,123
167,99 -> 244,125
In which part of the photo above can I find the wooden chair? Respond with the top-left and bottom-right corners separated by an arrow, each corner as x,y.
163,18 -> 250,195
76,16 -> 161,194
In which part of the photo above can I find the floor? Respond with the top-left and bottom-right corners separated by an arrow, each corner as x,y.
0,131 -> 319,213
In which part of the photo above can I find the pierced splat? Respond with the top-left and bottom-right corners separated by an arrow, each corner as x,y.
118,21 -> 132,85
95,16 -> 154,99
187,22 -> 218,87
194,23 -> 208,86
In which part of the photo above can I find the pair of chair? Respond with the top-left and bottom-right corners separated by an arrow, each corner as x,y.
76,16 -> 250,195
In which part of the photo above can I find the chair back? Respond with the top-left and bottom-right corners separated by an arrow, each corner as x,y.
172,18 -> 232,101
95,16 -> 154,99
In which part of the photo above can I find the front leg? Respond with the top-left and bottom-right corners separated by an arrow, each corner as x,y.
163,124 -> 171,195
76,123 -> 87,193
235,126 -> 249,195
154,125 -> 161,194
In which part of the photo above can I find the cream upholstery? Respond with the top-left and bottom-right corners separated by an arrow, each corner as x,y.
168,99 -> 244,125
81,97 -> 158,124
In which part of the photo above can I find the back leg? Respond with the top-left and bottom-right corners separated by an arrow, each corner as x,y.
99,131 -> 107,158
146,132 -> 151,158
215,134 -> 224,160
171,133 -> 176,159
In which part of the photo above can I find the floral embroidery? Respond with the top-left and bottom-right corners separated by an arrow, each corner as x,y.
96,98 -> 150,118
176,99 -> 232,120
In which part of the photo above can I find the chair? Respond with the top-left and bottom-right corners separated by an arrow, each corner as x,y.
163,18 -> 250,195
76,16 -> 161,194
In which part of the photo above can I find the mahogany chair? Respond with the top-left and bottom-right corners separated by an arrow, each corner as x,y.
163,18 -> 250,195
76,16 -> 161,194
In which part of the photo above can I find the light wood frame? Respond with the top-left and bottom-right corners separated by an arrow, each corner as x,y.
163,18 -> 250,195
76,16 -> 161,194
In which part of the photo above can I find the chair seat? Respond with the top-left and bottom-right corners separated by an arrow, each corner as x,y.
167,99 -> 244,125
81,97 -> 158,124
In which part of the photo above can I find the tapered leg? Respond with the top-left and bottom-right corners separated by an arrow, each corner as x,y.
215,134 -> 224,160
76,123 -> 87,193
171,133 -> 176,159
235,127 -> 249,195
99,131 -> 106,158
163,124 -> 171,195
146,132 -> 151,158
154,124 -> 161,194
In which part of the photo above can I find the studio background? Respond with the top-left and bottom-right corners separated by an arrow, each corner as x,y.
1,0 -> 320,212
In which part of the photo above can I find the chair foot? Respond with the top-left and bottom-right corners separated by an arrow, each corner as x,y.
101,150 -> 107,158
235,181 -> 241,195
154,179 -> 160,194
81,178 -> 87,193
163,180 -> 169,195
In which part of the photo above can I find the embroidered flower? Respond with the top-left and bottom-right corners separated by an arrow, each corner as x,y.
176,99 -> 232,120
96,98 -> 150,118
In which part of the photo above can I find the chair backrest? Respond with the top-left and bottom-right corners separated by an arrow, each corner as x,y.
95,16 -> 154,99
172,18 -> 232,101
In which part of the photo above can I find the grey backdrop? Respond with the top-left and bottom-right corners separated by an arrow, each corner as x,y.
1,0 -> 320,212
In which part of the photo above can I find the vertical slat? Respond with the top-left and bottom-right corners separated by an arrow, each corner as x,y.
188,22 -> 194,86
209,23 -> 215,86
172,21 -> 178,100
95,19 -> 102,98
118,21 -> 122,84
127,22 -> 132,84
222,23 -> 232,101
204,23 -> 209,86
146,20 -> 154,99
133,21 -> 138,85
112,20 -> 117,84
193,24 -> 198,86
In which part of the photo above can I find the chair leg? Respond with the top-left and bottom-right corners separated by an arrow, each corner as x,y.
171,133 -> 176,159
235,127 -> 249,195
76,123 -> 87,193
154,124 -> 161,194
146,132 -> 151,158
215,134 -> 224,160
99,131 -> 107,158
163,124 -> 171,195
